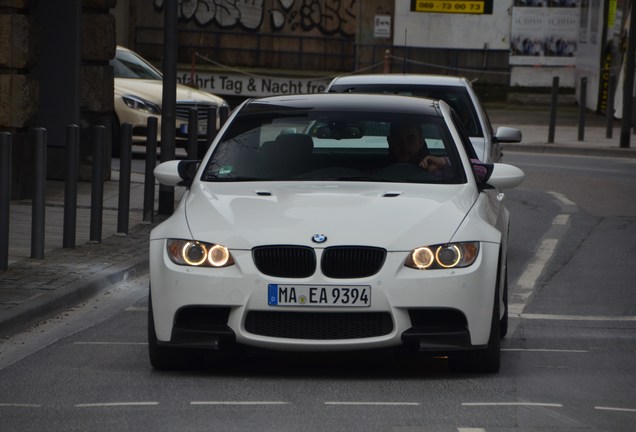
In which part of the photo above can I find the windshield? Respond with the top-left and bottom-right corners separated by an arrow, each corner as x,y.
201,108 -> 467,185
328,83 -> 482,138
111,49 -> 163,80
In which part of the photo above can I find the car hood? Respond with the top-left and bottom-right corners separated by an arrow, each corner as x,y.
182,182 -> 478,250
114,78 -> 226,105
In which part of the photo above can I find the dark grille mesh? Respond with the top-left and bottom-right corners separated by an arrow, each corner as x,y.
252,246 -> 386,279
175,102 -> 217,123
245,311 -> 393,340
321,246 -> 386,278
253,246 -> 316,278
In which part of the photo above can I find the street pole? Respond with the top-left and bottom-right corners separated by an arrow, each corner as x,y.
158,0 -> 178,214
620,1 -> 635,148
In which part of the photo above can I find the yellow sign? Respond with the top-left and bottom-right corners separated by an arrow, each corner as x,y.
413,1 -> 487,14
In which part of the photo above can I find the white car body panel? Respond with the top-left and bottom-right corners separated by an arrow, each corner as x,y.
149,179 -> 506,349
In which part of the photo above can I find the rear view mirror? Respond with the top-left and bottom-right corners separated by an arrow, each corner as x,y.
315,125 -> 362,139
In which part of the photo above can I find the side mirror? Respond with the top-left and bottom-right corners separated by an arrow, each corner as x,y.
485,163 -> 525,190
154,160 -> 199,187
494,127 -> 522,143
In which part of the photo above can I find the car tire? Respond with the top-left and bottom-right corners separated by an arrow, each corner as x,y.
500,264 -> 509,338
448,260 -> 502,374
148,290 -> 197,371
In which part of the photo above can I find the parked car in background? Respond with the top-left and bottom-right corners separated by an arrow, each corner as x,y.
326,74 -> 522,163
110,46 -> 228,156
148,93 -> 525,373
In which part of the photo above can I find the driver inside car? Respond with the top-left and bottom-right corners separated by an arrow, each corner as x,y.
387,122 -> 490,182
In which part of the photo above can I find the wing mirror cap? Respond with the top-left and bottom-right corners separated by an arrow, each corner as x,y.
154,160 -> 199,187
485,163 -> 525,189
495,127 -> 522,143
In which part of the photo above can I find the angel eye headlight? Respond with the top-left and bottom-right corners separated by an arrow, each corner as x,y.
405,242 -> 479,270
182,241 -> 207,266
208,244 -> 231,267
408,247 -> 435,269
166,239 -> 234,268
435,244 -> 461,268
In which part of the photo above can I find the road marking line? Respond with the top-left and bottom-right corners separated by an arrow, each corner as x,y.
125,306 -> 148,312
458,429 -> 486,432
324,401 -> 420,406
73,342 -> 147,345
502,348 -> 589,353
516,238 -> 558,291
595,406 -> 636,413
510,237 -> 559,315
75,402 -> 159,408
548,191 -> 576,206
553,214 -> 570,225
514,313 -> 636,322
462,402 -> 563,408
0,403 -> 41,408
191,401 -> 289,406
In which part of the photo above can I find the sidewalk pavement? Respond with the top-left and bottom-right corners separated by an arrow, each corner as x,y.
1,105 -> 635,339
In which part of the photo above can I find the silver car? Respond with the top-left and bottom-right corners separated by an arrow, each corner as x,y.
327,74 -> 522,163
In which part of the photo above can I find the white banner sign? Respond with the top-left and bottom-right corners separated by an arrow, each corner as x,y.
177,71 -> 331,97
510,6 -> 579,66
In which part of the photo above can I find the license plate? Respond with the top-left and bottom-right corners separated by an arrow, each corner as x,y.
179,124 -> 207,135
268,284 -> 371,307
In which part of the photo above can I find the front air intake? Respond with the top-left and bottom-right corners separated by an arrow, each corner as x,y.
252,245 -> 316,278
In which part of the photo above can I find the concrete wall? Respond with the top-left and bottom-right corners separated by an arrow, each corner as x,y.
0,0 -> 117,197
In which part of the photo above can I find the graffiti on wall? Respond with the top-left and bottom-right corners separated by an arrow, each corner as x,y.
154,0 -> 356,36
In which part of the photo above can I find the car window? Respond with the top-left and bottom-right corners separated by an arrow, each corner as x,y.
202,110 -> 467,185
450,109 -> 479,161
328,84 -> 483,138
111,50 -> 163,80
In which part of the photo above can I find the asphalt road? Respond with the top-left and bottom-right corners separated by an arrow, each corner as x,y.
1,152 -> 634,431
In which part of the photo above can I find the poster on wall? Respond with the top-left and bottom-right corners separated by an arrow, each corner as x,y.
510,1 -> 580,66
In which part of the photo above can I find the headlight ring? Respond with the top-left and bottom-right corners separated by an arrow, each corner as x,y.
167,239 -> 234,268
405,242 -> 479,270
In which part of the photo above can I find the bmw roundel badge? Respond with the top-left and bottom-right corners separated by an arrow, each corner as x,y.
312,234 -> 327,243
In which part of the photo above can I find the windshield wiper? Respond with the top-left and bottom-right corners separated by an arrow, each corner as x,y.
203,175 -> 264,182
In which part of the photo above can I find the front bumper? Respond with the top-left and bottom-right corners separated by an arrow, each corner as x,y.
149,240 -> 499,352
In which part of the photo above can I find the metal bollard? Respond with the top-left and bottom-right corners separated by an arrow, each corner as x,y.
31,128 -> 47,259
187,108 -> 198,159
90,125 -> 105,243
219,105 -> 229,128
117,123 -> 133,234
548,76 -> 559,144
63,125 -> 79,248
606,75 -> 616,139
0,132 -> 11,270
578,77 -> 587,141
143,117 -> 158,223
633,94 -> 636,135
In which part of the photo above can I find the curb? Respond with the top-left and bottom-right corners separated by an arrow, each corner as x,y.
0,255 -> 149,339
503,143 -> 636,159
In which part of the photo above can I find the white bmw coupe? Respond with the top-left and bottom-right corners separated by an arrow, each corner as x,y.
149,93 -> 524,373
